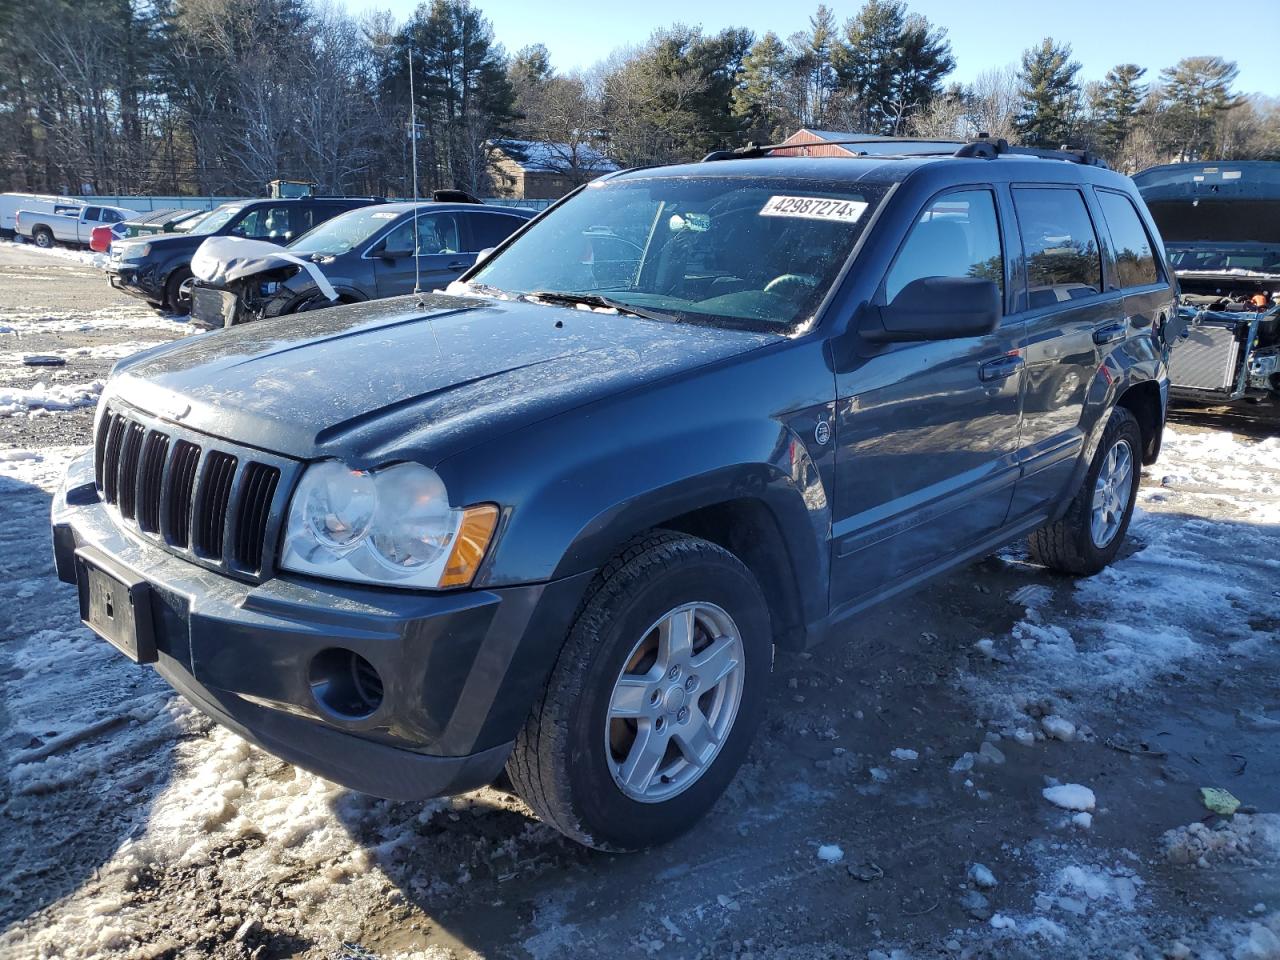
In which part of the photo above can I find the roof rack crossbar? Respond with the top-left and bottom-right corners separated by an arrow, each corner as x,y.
953,137 -> 1109,169
702,137 -> 965,162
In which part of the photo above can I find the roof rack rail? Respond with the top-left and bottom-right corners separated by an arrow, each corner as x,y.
954,137 -> 1109,169
701,137 -> 965,162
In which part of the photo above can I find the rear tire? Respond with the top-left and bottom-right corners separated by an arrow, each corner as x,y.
33,227 -> 54,249
1029,406 -> 1142,575
165,268 -> 194,316
507,531 -> 771,851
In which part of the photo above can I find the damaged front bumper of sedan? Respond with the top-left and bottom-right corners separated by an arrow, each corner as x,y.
188,237 -> 338,329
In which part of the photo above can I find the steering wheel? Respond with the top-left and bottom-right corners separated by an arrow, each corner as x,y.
763,273 -> 819,296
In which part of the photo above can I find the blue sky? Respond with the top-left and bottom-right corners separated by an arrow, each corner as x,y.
346,0 -> 1277,94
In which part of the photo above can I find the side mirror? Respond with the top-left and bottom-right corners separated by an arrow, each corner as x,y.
379,245 -> 414,261
473,246 -> 496,266
862,276 -> 1001,343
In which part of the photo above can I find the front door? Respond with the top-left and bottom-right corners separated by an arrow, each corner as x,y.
374,212 -> 471,297
831,188 -> 1024,610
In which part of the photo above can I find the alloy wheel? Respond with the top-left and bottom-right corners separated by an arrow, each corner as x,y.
1091,437 -> 1134,548
605,602 -> 745,803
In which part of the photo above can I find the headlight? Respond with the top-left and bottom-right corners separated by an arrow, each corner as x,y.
120,243 -> 150,260
279,460 -> 498,589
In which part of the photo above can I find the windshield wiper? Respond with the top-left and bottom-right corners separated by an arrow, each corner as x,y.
527,290 -> 673,322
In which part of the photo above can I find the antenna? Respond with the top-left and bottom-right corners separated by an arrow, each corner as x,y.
408,45 -> 423,301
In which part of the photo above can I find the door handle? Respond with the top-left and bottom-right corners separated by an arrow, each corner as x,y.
979,355 -> 1024,382
446,260 -> 469,269
1092,322 -> 1128,345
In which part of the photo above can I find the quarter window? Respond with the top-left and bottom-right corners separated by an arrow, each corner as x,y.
1012,188 -> 1103,309
1096,191 -> 1159,288
884,190 -> 1004,305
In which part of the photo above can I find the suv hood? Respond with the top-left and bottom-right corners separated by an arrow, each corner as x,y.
114,232 -> 205,259
108,293 -> 779,462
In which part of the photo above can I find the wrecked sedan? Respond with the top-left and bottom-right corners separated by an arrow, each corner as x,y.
186,200 -> 533,329
1134,161 -> 1280,403
53,142 -> 1175,851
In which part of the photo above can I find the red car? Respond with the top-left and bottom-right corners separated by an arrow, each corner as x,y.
89,223 -> 117,253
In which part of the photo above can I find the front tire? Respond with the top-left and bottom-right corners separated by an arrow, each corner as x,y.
165,268 -> 194,316
1029,406 -> 1142,575
507,531 -> 771,850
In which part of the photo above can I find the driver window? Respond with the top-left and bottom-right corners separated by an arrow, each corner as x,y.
885,190 -> 1004,304
416,214 -> 460,255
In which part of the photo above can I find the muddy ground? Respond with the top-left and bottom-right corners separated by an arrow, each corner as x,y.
1,241 -> 1277,960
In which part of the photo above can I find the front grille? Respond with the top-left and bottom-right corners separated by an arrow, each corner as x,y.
94,405 -> 292,578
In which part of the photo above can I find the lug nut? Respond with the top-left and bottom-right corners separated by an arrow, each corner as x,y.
649,690 -> 661,706
667,665 -> 680,681
677,707 -> 689,723
655,717 -> 665,731
685,676 -> 697,691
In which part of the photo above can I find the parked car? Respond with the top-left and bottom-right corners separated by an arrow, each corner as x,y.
0,191 -> 81,239
1134,160 -> 1280,403
90,221 -> 131,253
52,137 -> 1175,851
119,207 -> 206,240
106,196 -> 382,315
15,202 -> 132,248
187,198 -> 533,328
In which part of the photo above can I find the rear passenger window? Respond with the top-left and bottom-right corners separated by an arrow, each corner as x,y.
1012,188 -> 1103,309
466,213 -> 526,251
884,190 -> 1004,304
1095,191 -> 1159,288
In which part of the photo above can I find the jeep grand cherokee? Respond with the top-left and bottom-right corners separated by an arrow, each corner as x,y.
53,137 -> 1175,851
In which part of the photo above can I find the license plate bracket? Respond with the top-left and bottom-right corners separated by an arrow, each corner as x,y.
75,547 -> 157,664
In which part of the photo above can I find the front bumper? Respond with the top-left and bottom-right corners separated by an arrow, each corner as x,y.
107,263 -> 164,303
51,451 -> 592,800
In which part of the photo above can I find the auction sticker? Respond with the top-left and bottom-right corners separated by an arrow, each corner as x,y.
760,195 -> 868,223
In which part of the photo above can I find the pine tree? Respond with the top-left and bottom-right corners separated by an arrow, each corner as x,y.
1094,64 -> 1146,162
732,31 -> 790,142
834,1 -> 954,135
1160,56 -> 1243,160
1015,38 -> 1082,147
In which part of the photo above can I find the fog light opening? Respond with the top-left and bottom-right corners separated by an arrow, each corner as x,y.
309,648 -> 384,720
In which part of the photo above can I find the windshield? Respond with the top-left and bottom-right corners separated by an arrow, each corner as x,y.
185,204 -> 244,236
470,176 -> 886,330
173,211 -> 209,233
288,206 -> 405,256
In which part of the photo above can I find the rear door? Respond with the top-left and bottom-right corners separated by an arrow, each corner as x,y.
1093,187 -> 1176,375
1006,185 -> 1118,517
831,187 -> 1025,607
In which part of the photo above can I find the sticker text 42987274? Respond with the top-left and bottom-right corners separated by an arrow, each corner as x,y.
759,195 -> 869,223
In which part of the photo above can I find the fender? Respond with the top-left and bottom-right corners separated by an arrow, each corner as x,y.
433,337 -> 838,633
1055,333 -> 1166,520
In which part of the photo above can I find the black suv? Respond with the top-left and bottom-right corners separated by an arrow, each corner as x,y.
53,138 -> 1175,851
106,197 -> 382,315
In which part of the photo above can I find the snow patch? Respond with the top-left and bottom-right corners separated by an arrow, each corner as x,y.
1043,784 -> 1096,812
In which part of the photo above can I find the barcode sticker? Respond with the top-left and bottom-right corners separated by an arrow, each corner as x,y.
760,195 -> 868,223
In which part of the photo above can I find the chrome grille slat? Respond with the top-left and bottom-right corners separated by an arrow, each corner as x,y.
92,403 -> 294,582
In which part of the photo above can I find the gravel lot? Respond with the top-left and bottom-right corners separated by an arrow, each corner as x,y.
1,240 -> 1278,960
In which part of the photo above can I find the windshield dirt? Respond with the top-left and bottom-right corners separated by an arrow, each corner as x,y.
471,176 -> 886,331
288,207 -> 404,257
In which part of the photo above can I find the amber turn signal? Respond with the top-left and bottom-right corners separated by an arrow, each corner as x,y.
439,503 -> 500,588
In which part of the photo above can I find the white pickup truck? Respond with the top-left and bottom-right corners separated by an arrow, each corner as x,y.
15,202 -> 132,248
